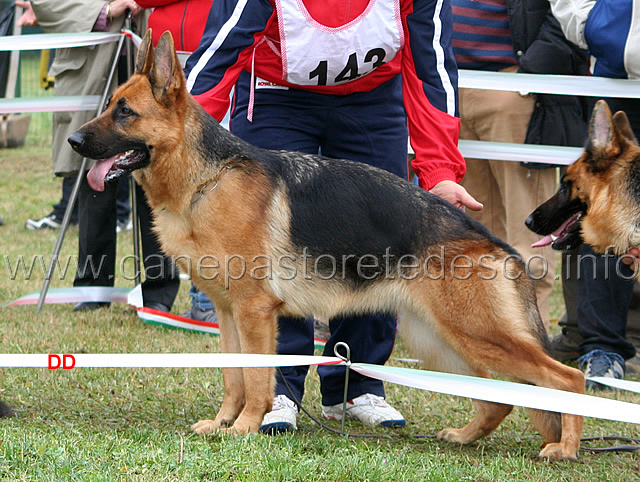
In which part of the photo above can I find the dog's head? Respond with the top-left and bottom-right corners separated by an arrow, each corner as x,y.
67,29 -> 187,191
526,100 -> 640,253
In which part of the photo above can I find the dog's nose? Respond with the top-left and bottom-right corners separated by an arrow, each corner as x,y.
524,214 -> 534,229
67,132 -> 85,151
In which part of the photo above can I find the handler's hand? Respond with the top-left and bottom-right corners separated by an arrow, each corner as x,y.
109,0 -> 143,18
621,247 -> 640,271
16,1 -> 38,27
429,180 -> 483,211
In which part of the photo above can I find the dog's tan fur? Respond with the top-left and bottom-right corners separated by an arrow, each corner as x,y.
69,30 -> 586,460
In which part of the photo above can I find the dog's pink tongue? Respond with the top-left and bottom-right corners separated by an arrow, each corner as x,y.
87,156 -> 117,192
531,235 -> 554,248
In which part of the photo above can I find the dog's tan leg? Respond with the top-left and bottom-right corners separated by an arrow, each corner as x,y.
223,295 -> 279,435
191,308 -> 246,435
465,343 -> 584,460
522,359 -> 585,461
437,398 -> 513,444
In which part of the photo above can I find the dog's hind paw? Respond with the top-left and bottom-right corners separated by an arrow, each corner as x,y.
436,427 -> 472,444
537,442 -> 578,462
191,419 -> 219,435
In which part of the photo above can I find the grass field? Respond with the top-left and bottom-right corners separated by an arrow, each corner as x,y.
0,111 -> 639,478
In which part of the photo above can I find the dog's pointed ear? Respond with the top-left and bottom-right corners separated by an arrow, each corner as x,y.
149,31 -> 184,102
588,100 -> 620,172
135,29 -> 154,75
613,110 -> 638,145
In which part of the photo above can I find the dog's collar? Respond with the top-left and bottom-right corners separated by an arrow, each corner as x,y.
191,161 -> 237,205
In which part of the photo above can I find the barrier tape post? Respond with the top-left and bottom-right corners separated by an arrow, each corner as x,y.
334,341 -> 352,435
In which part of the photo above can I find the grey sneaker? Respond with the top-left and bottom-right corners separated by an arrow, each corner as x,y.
578,349 -> 625,390
259,394 -> 298,433
181,306 -> 218,323
322,393 -> 405,428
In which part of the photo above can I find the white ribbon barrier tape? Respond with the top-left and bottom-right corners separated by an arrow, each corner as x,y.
4,286 -> 328,349
0,353 -> 342,368
0,96 -> 101,115
459,69 -> 640,98
588,377 -> 640,394
120,28 -> 142,49
351,363 -> 640,425
458,140 -> 583,165
4,286 -> 130,307
1,32 -> 122,51
0,352 -> 638,425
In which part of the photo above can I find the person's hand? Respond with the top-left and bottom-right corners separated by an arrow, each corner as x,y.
429,180 -> 483,211
621,247 -> 640,271
16,1 -> 38,27
109,0 -> 143,19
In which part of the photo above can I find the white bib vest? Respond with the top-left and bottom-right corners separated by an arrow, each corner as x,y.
275,0 -> 404,86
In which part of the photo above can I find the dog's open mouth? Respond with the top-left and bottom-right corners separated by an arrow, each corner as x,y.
87,149 -> 149,191
531,212 -> 584,250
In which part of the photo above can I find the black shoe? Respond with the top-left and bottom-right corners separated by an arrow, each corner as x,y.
144,302 -> 170,312
0,216 -> 4,226
73,302 -> 110,312
0,400 -> 16,418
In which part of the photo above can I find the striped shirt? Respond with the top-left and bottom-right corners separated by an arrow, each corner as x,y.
452,0 -> 517,71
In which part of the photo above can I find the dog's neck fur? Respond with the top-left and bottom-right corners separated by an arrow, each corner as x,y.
134,97 -> 249,214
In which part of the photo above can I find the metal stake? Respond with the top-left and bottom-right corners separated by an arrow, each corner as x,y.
36,34 -> 125,312
124,12 -> 142,286
334,341 -> 352,436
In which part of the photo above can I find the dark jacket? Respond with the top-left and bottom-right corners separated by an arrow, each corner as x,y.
507,0 -> 590,165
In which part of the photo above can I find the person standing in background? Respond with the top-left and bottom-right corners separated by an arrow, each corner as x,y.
452,0 -> 589,328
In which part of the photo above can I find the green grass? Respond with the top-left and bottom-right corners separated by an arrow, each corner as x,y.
0,143 -> 639,479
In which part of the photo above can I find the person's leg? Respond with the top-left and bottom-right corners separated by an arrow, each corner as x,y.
577,246 -> 636,359
73,173 -> 118,310
115,174 -> 131,229
459,85 -> 556,326
576,245 -> 636,388
305,77 -> 404,427
55,175 -> 79,224
136,183 -> 179,311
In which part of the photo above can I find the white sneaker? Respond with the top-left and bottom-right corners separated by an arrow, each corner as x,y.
259,394 -> 298,433
322,393 -> 405,427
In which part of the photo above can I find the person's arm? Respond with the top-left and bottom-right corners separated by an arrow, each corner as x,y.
401,0 -> 481,210
184,0 -> 274,121
548,0 -> 595,49
30,0 -> 140,33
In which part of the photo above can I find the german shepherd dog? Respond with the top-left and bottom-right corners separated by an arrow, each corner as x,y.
68,30 -> 585,460
527,100 -> 640,257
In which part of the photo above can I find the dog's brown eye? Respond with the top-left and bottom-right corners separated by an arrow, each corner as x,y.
121,107 -> 132,115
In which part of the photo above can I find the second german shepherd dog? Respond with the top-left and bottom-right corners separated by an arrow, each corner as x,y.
68,30 -> 585,460
527,100 -> 640,258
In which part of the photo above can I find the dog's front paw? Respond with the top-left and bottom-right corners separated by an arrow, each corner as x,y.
436,427 -> 470,444
191,419 -> 220,435
537,442 -> 578,462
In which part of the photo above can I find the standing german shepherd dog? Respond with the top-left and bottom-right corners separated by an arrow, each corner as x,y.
68,30 -> 585,460
527,100 -> 640,260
